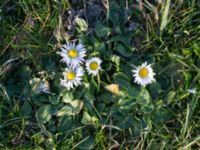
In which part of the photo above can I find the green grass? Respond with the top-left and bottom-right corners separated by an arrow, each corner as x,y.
1,0 -> 200,149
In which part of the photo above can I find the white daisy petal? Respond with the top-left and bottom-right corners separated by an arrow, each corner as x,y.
85,57 -> 102,76
60,65 -> 84,90
132,62 -> 156,87
57,41 -> 86,66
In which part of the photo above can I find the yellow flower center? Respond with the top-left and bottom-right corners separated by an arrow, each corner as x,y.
139,67 -> 149,78
89,62 -> 98,70
68,49 -> 78,58
66,72 -> 76,80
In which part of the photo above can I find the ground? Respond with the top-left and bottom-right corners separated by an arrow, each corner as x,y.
0,0 -> 200,149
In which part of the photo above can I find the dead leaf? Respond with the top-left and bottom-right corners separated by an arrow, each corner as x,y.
105,84 -> 121,96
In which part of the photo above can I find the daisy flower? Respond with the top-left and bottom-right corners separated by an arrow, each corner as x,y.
60,65 -> 84,90
132,62 -> 155,86
86,57 -> 102,76
57,41 -> 86,66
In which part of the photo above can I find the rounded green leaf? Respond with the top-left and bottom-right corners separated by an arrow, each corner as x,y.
141,103 -> 155,114
21,101 -> 32,116
49,95 -> 60,105
75,17 -> 88,32
118,97 -> 136,111
136,88 -> 151,105
37,104 -> 57,123
81,111 -> 98,125
95,24 -> 110,37
113,72 -> 130,89
62,92 -> 73,103
57,100 -> 83,116
115,43 -> 132,57
59,116 -> 74,133
152,108 -> 172,124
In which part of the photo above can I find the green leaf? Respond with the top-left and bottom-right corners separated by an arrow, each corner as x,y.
129,117 -> 146,138
49,95 -> 60,105
109,3 -> 120,25
136,88 -> 151,105
110,35 -> 131,45
21,101 -> 32,116
37,104 -> 57,123
118,97 -> 136,111
152,108 -> 172,124
113,72 -> 130,89
74,86 -> 86,99
84,89 -> 95,101
77,135 -> 95,150
59,116 -> 74,133
81,111 -> 98,125
75,17 -> 88,32
97,43 -> 107,55
62,92 -> 73,103
149,82 -> 162,99
111,55 -> 120,66
57,105 -> 73,117
111,55 -> 121,71
104,61 -> 113,71
98,92 -> 113,104
95,24 -> 110,37
116,115 -> 134,129
45,138 -> 56,150
17,65 -> 31,81
57,100 -> 83,116
70,99 -> 83,113
115,43 -> 133,57
166,91 -> 176,104
31,94 -> 49,107
141,103 -> 155,114
127,86 -> 140,97
29,78 -> 41,94
110,105 -> 125,120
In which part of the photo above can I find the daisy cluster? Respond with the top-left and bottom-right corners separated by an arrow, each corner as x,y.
57,41 -> 102,90
58,41 -> 156,90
